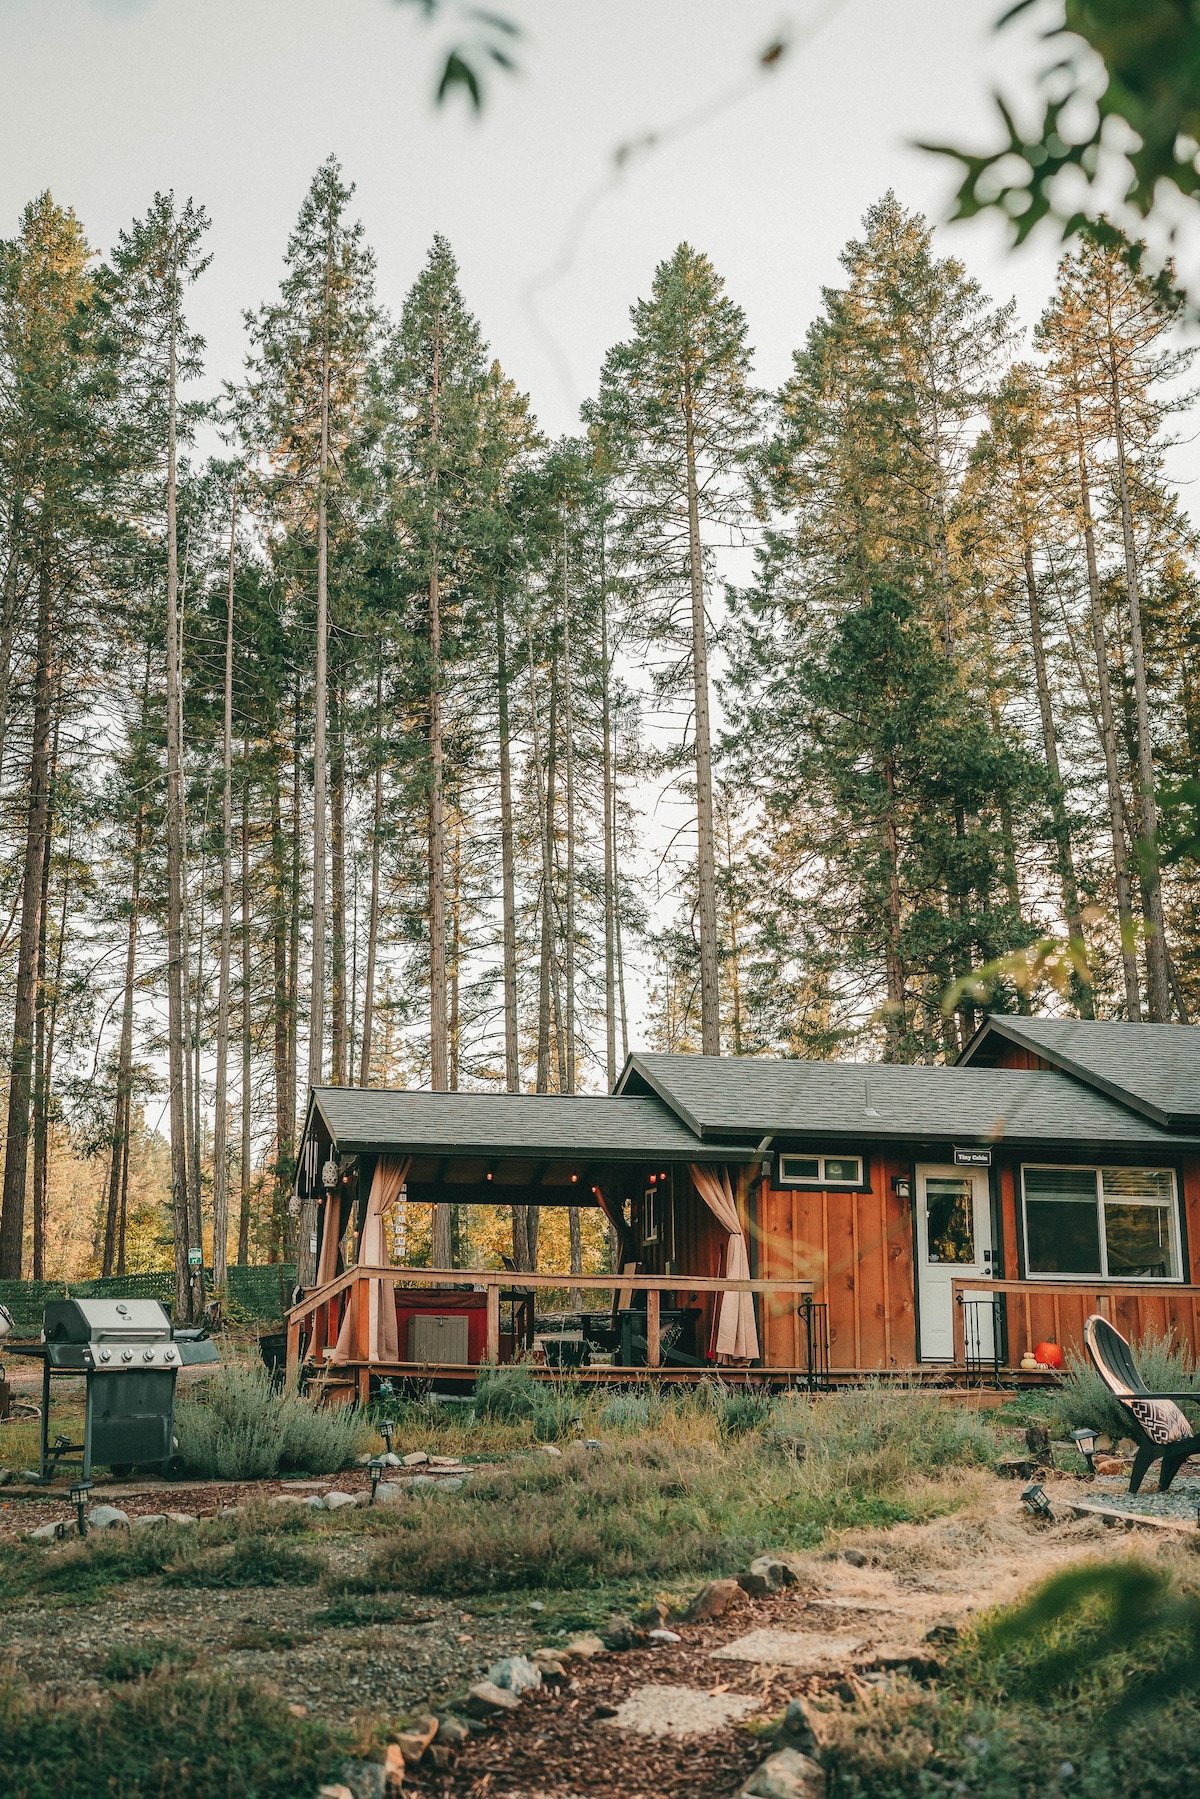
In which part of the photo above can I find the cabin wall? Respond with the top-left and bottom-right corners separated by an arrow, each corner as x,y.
991,1045 -> 1049,1071
755,1155 -> 916,1372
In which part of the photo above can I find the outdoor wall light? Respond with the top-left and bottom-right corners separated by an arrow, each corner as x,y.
1070,1427 -> 1098,1472
1020,1482 -> 1053,1520
321,1159 -> 339,1191
368,1456 -> 386,1505
70,1478 -> 93,1538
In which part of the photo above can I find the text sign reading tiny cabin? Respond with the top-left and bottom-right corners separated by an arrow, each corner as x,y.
953,1147 -> 992,1168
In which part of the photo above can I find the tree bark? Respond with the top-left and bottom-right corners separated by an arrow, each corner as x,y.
1073,393 -> 1143,1019
30,779 -> 54,1285
562,530 -> 577,1095
212,492 -> 236,1289
238,740 -> 252,1265
600,534 -> 617,1091
105,807 -> 142,1277
359,657 -> 383,1087
330,682 -> 347,1083
530,635 -> 554,1094
0,558 -> 53,1278
881,755 -> 907,1062
496,589 -> 519,1093
683,377 -> 720,1054
448,812 -> 462,1090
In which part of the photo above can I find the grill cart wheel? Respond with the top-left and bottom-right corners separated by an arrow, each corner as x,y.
163,1453 -> 186,1481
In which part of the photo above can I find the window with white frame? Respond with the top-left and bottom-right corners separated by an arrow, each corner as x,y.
1021,1165 -> 1180,1280
778,1152 -> 864,1189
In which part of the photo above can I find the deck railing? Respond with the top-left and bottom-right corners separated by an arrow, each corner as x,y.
286,1265 -> 814,1396
951,1277 -> 1200,1372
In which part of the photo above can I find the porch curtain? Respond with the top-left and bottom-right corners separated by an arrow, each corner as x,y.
316,1188 -> 351,1288
329,1157 -> 411,1364
690,1164 -> 759,1362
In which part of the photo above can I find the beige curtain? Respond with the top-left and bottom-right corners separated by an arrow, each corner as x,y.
690,1164 -> 759,1362
315,1190 -> 349,1288
329,1157 -> 411,1364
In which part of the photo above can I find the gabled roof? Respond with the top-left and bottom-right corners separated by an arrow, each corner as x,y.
615,1051 -> 1199,1151
958,1016 -> 1200,1131
309,1085 -> 743,1163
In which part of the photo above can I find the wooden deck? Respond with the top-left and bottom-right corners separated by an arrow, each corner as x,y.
286,1265 -> 817,1402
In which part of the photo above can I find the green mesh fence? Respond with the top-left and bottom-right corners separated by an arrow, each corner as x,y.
0,1265 -> 296,1337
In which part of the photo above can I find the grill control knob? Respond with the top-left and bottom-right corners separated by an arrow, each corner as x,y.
99,1349 -> 111,1362
121,1349 -> 133,1363
164,1348 -> 176,1362
142,1348 -> 155,1362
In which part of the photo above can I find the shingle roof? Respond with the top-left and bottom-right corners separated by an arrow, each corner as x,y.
309,1085 -> 743,1162
958,1015 -> 1200,1130
615,1052 -> 1199,1151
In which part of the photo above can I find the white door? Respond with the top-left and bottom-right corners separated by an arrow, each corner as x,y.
915,1165 -> 993,1362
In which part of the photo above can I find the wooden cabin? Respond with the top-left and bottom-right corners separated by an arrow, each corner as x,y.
286,1016 -> 1200,1397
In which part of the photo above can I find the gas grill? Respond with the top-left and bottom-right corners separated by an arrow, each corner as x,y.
8,1297 -> 218,1482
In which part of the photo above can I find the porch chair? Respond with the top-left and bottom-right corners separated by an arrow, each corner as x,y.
1083,1313 -> 1200,1494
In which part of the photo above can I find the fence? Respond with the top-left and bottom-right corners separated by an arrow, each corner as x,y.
0,1265 -> 297,1337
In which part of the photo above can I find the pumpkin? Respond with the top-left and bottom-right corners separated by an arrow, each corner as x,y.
1034,1339 -> 1064,1370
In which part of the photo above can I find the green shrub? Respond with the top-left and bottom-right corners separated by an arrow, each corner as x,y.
98,1643 -> 196,1683
163,1534 -> 326,1589
2,1671 -> 337,1799
472,1361 -> 578,1440
714,1387 -> 774,1438
175,1361 -> 369,1479
598,1393 -> 655,1430
1050,1327 -> 1200,1443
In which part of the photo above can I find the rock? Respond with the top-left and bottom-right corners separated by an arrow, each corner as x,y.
740,1748 -> 826,1799
433,1715 -> 471,1748
995,1456 -> 1033,1479
541,1444 -> 563,1457
132,1513 -> 170,1529
339,1762 -> 388,1799
393,1714 -> 438,1763
648,1628 -> 682,1644
219,1504 -> 242,1517
533,1657 -> 568,1685
776,1698 -> 822,1757
382,1451 -> 402,1467
323,1490 -> 359,1511
464,1680 -> 521,1717
684,1578 -> 746,1623
487,1654 -> 542,1695
428,1455 -> 466,1468
318,1787 -> 354,1799
166,1512 -> 198,1526
382,1744 -> 405,1791
435,1477 -> 465,1493
288,1702 -> 308,1716
924,1623 -> 958,1646
374,1482 -> 408,1505
19,1469 -> 41,1483
28,1519 -> 65,1541
602,1615 -> 646,1651
87,1504 -> 130,1531
271,1492 -> 311,1505
408,1474 -> 438,1490
840,1548 -> 868,1568
741,1556 -> 796,1596
634,1598 -> 673,1628
402,1451 -> 429,1467
560,1634 -> 607,1659
0,1468 -> 12,1486
427,1744 -> 453,1771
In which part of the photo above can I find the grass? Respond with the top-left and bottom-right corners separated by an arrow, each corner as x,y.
334,1386 -> 998,1596
1,1671 -> 339,1799
819,1549 -> 1200,1798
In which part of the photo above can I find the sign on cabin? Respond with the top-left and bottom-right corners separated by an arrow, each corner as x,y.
954,1147 -> 992,1167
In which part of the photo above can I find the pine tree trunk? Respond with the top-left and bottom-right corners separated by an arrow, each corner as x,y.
600,540 -> 617,1091
562,533 -> 577,1095
1021,543 -> 1093,1015
615,762 -> 629,1065
1073,395 -> 1143,1019
162,243 -> 194,1318
31,793 -> 52,1285
1106,315 -> 1170,1018
724,815 -> 745,1053
496,591 -> 519,1093
530,636 -> 554,1093
300,240 -> 333,1285
271,770 -> 289,1257
683,385 -> 720,1054
238,744 -> 252,1265
359,659 -> 383,1087
448,813 -> 461,1090
105,810 -> 142,1276
547,665 -> 568,1095
212,496 -> 236,1289
330,684 -> 347,1084
881,755 -> 907,1061
284,688 -> 301,1261
189,850 -> 204,1272
0,501 -> 26,792
0,558 -> 53,1278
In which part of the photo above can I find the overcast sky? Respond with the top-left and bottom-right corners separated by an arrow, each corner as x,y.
0,0 -> 1087,434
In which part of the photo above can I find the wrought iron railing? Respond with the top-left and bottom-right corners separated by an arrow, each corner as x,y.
959,1294 -> 1003,1382
796,1296 -> 830,1391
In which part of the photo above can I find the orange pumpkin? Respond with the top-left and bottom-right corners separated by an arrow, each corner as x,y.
1034,1339 -> 1064,1370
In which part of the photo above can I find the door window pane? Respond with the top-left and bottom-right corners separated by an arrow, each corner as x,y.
925,1179 -> 975,1264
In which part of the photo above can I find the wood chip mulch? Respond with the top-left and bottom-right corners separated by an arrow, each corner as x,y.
414,1589 -> 839,1799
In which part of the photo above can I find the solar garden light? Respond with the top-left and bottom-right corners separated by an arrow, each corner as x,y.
1070,1427 -> 1099,1473
1021,1481 -> 1053,1521
70,1478 -> 93,1538
368,1456 -> 386,1506
379,1419 -> 395,1454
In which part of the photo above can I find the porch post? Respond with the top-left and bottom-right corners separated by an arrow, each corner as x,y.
646,1287 -> 660,1368
486,1281 -> 501,1364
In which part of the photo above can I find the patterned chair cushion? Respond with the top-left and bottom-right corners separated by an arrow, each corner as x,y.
1126,1397 -> 1193,1446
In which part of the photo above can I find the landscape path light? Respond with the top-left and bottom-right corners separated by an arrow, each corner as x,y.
70,1478 -> 93,1537
1070,1426 -> 1098,1473
379,1419 -> 395,1455
368,1456 -> 385,1505
1020,1481 -> 1053,1520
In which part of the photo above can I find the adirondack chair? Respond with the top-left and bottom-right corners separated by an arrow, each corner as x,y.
1083,1314 -> 1200,1494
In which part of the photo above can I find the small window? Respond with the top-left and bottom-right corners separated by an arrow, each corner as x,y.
642,1186 -> 659,1244
778,1153 -> 864,1188
1022,1165 -> 1180,1281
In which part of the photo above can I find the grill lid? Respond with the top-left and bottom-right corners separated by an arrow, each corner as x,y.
43,1298 -> 172,1345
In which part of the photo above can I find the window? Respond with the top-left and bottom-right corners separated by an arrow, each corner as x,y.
778,1152 -> 864,1188
1022,1165 -> 1180,1281
642,1186 -> 659,1244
